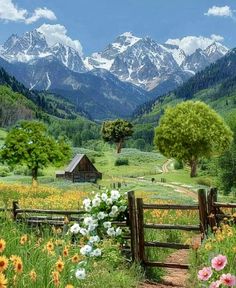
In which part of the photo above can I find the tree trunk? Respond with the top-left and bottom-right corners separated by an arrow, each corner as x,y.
116,139 -> 123,153
32,167 -> 38,186
190,158 -> 198,177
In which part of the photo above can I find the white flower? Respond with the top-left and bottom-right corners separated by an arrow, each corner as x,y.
84,216 -> 94,226
92,197 -> 101,207
70,223 -> 80,234
97,212 -> 107,220
89,235 -> 100,243
103,221 -> 112,229
80,244 -> 92,256
101,193 -> 108,201
84,205 -> 92,212
75,268 -> 86,279
111,190 -> 120,201
115,227 -> 122,236
107,227 -> 116,237
111,205 -> 119,213
83,198 -> 91,207
88,223 -> 97,232
91,248 -> 102,257
79,228 -> 88,236
119,206 -> 127,212
106,198 -> 113,205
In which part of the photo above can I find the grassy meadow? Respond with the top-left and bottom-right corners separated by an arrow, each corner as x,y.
0,127 -> 236,286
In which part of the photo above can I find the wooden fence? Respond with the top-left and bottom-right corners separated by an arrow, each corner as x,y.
1,188 -> 236,269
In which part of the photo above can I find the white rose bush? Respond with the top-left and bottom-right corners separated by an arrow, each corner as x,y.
69,189 -> 128,280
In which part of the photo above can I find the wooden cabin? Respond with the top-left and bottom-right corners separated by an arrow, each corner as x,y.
56,154 -> 102,183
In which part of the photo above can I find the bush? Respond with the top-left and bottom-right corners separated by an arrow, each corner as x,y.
174,160 -> 184,170
0,166 -> 10,177
196,177 -> 212,187
115,158 -> 129,166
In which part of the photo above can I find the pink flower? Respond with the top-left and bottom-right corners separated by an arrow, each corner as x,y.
220,274 -> 236,287
211,255 -> 228,271
209,280 -> 221,288
198,267 -> 213,281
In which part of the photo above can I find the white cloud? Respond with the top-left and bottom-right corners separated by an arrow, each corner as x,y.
37,24 -> 83,56
25,8 -> 57,24
204,5 -> 233,17
210,34 -> 224,42
0,0 -> 57,24
166,35 -> 225,55
0,0 -> 27,22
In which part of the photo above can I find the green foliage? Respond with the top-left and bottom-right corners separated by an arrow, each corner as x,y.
218,113 -> 236,195
174,160 -> 184,170
0,166 -> 10,177
101,119 -> 133,153
115,158 -> 129,166
154,101 -> 233,177
0,121 -> 71,181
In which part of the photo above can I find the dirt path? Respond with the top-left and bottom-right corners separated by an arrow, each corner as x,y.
162,159 -> 173,173
139,160 -> 200,287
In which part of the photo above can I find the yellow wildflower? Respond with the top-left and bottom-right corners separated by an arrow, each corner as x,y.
0,273 -> 7,288
0,256 -> 8,273
0,240 -> 6,254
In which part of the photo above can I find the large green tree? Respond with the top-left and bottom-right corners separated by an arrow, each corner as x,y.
218,113 -> 236,195
0,121 -> 71,182
154,101 -> 233,177
101,119 -> 133,153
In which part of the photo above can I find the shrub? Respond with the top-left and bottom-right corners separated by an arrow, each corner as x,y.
115,158 -> 129,166
174,160 -> 184,170
0,166 -> 10,177
196,177 -> 212,187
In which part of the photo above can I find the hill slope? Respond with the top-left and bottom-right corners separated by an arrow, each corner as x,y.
134,48 -> 236,125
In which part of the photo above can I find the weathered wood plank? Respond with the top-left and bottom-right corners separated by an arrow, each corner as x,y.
143,223 -> 200,231
144,241 -> 190,249
142,204 -> 199,210
144,261 -> 189,269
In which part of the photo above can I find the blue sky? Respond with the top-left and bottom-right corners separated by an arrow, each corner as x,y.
0,0 -> 236,55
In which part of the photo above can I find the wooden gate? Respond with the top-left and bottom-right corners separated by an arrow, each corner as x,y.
128,189 -> 208,269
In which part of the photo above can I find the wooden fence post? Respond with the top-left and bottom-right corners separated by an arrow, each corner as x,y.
207,188 -> 218,231
128,191 -> 139,262
12,201 -> 19,221
198,189 -> 208,240
137,198 -> 145,264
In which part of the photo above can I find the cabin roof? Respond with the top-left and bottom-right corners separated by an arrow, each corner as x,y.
65,154 -> 85,173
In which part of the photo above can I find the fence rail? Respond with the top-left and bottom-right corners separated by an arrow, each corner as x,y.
1,188 -> 235,271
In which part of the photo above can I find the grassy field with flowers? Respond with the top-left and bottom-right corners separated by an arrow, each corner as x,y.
190,223 -> 236,287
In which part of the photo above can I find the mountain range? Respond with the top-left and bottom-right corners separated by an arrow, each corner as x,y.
0,27 -> 229,120
134,48 -> 236,125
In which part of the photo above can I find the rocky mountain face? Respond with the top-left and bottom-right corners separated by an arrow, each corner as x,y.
85,32 -> 229,91
0,28 -> 229,119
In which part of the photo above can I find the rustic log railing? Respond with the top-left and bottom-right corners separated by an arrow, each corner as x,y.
1,188 -> 235,269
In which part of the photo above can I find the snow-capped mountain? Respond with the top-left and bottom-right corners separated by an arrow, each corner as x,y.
86,32 -> 228,90
181,42 -> 229,74
0,27 -> 230,119
1,29 -> 87,73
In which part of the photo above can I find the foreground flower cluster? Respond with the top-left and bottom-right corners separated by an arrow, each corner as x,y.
198,254 -> 236,287
69,189 -> 128,280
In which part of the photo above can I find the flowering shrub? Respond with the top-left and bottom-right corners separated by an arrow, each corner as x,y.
191,224 -> 236,287
69,189 -> 128,280
197,254 -> 236,287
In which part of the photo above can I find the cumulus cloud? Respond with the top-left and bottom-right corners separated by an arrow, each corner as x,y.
0,0 -> 57,24
210,34 -> 224,42
25,8 -> 57,24
204,5 -> 234,17
0,0 -> 27,22
166,35 -> 225,55
37,24 -> 83,56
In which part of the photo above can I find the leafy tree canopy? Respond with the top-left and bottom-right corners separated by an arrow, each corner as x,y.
101,119 -> 133,153
154,101 -> 233,177
0,121 -> 71,182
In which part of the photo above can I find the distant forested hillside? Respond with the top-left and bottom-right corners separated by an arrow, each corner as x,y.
134,48 -> 236,125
